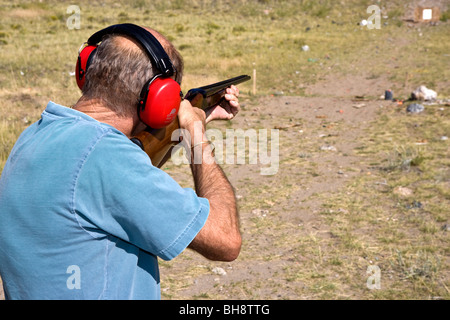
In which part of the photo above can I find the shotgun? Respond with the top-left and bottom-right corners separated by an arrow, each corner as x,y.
131,75 -> 251,168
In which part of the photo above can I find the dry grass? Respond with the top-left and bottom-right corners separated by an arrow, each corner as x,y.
0,0 -> 449,300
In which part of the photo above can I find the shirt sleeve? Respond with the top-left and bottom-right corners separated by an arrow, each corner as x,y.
74,129 -> 209,261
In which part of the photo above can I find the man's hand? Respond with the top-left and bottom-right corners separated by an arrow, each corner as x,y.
204,85 -> 240,124
178,99 -> 206,132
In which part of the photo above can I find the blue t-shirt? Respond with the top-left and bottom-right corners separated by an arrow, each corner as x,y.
0,101 -> 209,300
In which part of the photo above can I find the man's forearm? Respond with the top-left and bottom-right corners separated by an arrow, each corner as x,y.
187,122 -> 235,204
188,130 -> 241,261
191,144 -> 236,214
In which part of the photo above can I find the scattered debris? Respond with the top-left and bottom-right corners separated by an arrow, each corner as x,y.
301,45 -> 310,52
441,224 -> 450,232
353,103 -> 366,109
393,186 -> 413,197
405,200 -> 423,210
406,103 -> 425,113
424,99 -> 450,106
384,89 -> 393,100
320,145 -> 337,152
440,136 -> 448,141
212,267 -> 227,276
272,91 -> 284,96
251,209 -> 268,217
411,85 -> 437,101
359,19 -> 375,27
415,139 -> 428,145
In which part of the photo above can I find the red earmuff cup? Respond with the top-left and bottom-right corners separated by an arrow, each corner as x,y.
75,45 -> 98,90
140,77 -> 181,129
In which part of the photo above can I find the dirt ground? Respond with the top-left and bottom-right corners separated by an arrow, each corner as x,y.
1,72 -> 447,300
158,74 -> 407,299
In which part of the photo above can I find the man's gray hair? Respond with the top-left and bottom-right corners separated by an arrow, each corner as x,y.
81,32 -> 184,117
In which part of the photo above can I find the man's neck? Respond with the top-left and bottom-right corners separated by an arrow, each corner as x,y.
72,99 -> 140,138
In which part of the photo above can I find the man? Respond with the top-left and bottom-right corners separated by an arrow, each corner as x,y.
0,26 -> 241,299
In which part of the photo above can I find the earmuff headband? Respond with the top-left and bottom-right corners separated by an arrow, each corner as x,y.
87,23 -> 175,77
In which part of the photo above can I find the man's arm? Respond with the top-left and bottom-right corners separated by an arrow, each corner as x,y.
189,141 -> 241,261
178,100 -> 241,262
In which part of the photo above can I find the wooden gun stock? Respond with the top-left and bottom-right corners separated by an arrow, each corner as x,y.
131,75 -> 251,168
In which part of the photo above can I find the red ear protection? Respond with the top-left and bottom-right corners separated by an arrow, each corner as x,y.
75,44 -> 97,90
75,24 -> 182,129
138,77 -> 182,129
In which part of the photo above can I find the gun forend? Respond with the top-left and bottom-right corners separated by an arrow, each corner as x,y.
184,75 -> 251,110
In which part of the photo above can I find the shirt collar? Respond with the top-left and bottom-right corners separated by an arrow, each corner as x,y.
44,101 -> 98,122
